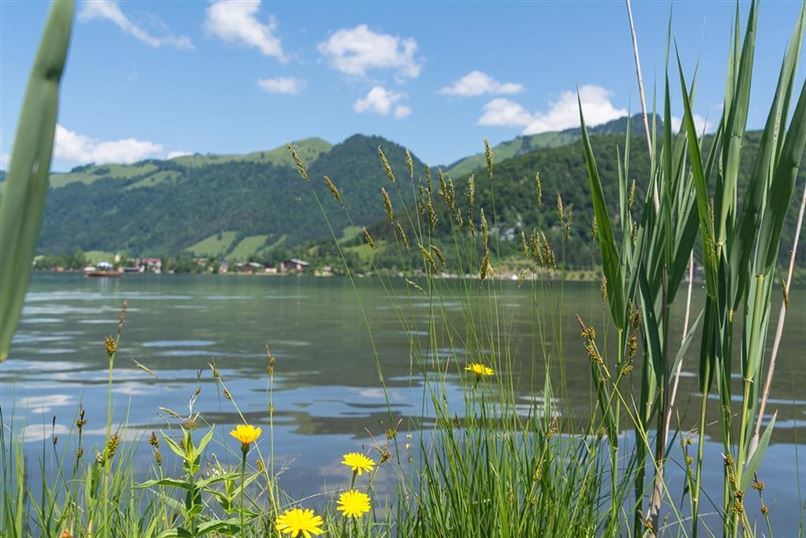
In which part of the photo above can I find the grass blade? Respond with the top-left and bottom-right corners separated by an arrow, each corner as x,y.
0,0 -> 74,360
578,94 -> 625,330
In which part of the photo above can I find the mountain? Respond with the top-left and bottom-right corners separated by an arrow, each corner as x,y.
18,113 -> 803,268
365,129 -> 805,270
445,114 -> 659,178
46,137 -> 332,189
37,135 -> 424,258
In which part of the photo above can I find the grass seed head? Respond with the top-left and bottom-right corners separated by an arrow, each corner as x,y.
105,433 -> 121,461
466,174 -> 475,212
288,144 -> 309,182
363,227 -> 376,250
535,172 -> 543,209
381,188 -> 394,222
378,146 -> 396,184
395,221 -> 409,249
484,139 -> 494,179
323,175 -> 343,205
104,336 -> 117,356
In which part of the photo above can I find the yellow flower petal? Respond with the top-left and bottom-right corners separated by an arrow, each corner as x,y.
229,424 -> 262,445
464,362 -> 495,377
341,452 -> 375,476
337,489 -> 372,519
275,507 -> 324,537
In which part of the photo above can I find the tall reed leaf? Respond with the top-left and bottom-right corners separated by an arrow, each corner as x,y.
579,96 -> 625,330
755,81 -> 806,274
676,53 -> 717,298
0,0 -> 73,361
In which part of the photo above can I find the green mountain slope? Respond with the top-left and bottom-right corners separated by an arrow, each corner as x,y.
366,130 -> 805,269
171,137 -> 331,168
445,114 -> 654,178
44,137 -> 332,190
8,115 -> 803,267
37,135 -> 422,257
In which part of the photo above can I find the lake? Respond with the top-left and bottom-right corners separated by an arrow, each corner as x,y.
3,272 -> 804,530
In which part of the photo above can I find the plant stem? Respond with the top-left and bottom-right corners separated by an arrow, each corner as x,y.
624,0 -> 659,212
240,448 -> 247,536
749,183 -> 805,458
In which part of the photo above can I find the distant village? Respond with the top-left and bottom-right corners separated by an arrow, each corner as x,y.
35,254 -> 335,277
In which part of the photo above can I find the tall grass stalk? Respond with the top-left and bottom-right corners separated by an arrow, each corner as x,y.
581,1 -> 806,535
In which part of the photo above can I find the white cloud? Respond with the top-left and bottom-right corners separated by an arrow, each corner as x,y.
257,77 -> 305,94
55,125 -> 164,165
353,86 -> 411,118
167,150 -> 193,159
205,0 -> 286,60
478,98 -> 534,128
318,24 -> 421,79
439,70 -> 525,97
671,114 -> 710,134
80,0 -> 192,49
478,85 -> 627,134
393,105 -> 412,119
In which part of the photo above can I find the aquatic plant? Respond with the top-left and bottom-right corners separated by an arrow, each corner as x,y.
579,0 -> 806,534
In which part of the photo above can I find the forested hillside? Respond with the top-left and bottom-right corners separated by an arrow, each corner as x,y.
2,116 -> 802,268
364,131 -> 805,270
36,135 -> 423,256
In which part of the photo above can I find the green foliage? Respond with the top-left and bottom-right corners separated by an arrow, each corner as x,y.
33,250 -> 87,270
368,131 -> 804,272
187,232 -> 238,257
579,2 -> 806,535
0,0 -> 73,361
37,135 -> 424,257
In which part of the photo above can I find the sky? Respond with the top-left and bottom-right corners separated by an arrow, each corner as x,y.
1,0 -> 804,172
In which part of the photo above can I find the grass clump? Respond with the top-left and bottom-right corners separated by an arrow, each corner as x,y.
2,1 -> 806,537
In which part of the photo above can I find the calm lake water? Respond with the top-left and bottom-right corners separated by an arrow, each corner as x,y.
3,273 -> 805,531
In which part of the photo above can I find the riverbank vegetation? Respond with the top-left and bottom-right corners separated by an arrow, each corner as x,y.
2,0 -> 806,537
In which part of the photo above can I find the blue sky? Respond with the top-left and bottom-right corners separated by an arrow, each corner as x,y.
1,0 -> 804,172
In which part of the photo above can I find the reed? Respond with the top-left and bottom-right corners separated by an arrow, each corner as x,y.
579,1 -> 806,534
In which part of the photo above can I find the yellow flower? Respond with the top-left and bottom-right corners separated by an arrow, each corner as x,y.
337,489 -> 371,519
465,362 -> 494,377
275,507 -> 324,538
230,424 -> 262,449
341,452 -> 375,476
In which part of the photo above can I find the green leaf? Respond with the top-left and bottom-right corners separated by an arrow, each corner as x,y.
732,1 -> 805,306
715,0 -> 756,245
578,93 -> 625,330
197,518 -> 241,535
740,413 -> 776,491
669,310 -> 704,380
638,270 -> 663,382
156,528 -> 192,538
136,478 -> 193,491
676,50 -> 718,298
193,426 -> 215,460
162,433 -> 187,460
755,67 -> 806,274
0,0 -> 73,360
196,472 -> 239,489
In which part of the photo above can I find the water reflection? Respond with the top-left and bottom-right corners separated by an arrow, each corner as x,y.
2,273 -> 804,529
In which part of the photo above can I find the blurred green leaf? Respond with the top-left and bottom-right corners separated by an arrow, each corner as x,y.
0,0 -> 73,361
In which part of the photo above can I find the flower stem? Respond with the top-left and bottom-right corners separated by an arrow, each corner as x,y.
240,446 -> 247,535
